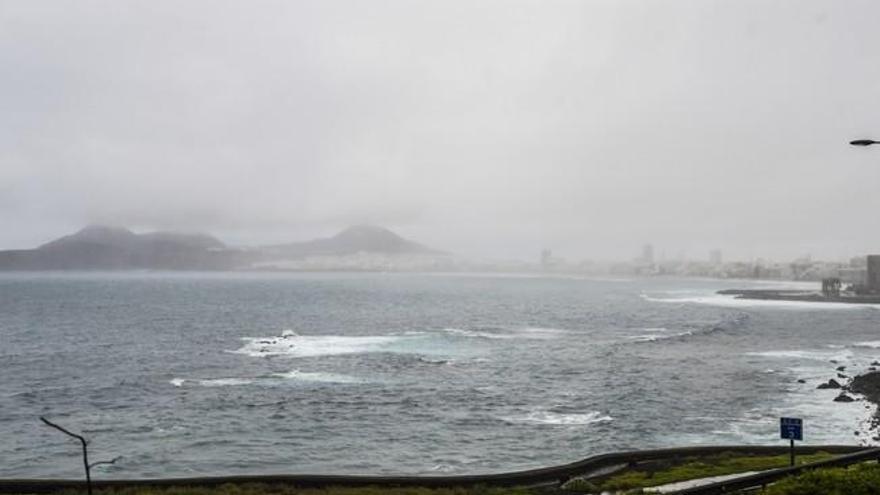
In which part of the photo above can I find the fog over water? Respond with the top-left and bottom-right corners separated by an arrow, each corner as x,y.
2,1 -> 880,260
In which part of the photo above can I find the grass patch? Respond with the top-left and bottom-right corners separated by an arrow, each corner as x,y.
763,462 -> 880,495
596,451 -> 835,492
12,484 -> 534,495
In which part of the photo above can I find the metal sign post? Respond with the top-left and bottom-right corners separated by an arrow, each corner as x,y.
780,417 -> 803,466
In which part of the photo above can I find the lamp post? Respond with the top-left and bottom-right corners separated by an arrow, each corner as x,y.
850,139 -> 880,146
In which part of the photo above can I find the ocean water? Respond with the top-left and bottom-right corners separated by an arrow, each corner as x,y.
2,272 -> 879,479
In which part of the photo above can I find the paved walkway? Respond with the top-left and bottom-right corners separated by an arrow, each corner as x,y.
641,470 -> 766,494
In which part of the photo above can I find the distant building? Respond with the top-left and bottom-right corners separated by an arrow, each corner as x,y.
838,267 -> 867,285
850,256 -> 868,268
709,249 -> 722,266
868,255 -> 880,292
641,244 -> 654,265
540,249 -> 553,271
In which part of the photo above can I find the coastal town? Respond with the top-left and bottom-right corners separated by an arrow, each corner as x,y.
540,244 -> 880,285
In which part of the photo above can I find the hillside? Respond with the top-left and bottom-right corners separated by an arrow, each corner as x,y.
0,225 -> 446,271
264,225 -> 443,258
0,225 -> 234,270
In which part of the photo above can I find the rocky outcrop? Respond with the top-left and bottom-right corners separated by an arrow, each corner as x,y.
849,372 -> 880,403
818,379 -> 843,390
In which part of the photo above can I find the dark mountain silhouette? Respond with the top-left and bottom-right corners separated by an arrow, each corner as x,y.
265,225 -> 442,258
0,225 -> 233,270
0,225 -> 445,270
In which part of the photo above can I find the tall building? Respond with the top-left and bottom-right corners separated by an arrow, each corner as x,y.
868,255 -> 880,292
540,249 -> 553,271
710,249 -> 722,266
641,244 -> 654,265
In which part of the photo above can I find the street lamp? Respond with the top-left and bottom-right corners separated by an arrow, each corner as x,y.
850,139 -> 879,146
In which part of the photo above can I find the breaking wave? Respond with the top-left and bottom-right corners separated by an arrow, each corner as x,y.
746,349 -> 855,362
625,315 -> 748,344
232,330 -> 401,358
441,327 -> 569,340
502,410 -> 613,426
171,370 -> 363,388
271,370 -> 363,384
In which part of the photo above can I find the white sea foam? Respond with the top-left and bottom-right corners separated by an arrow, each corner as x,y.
518,327 -> 571,338
854,341 -> 880,349
642,293 -> 878,310
442,327 -> 569,340
442,328 -> 511,339
503,410 -> 613,425
746,349 -> 855,361
272,370 -> 362,384
430,464 -> 458,473
169,378 -> 185,387
233,331 -> 401,358
685,351 -> 878,445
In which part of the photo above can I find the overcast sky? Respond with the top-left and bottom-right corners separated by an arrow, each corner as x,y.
2,0 -> 880,261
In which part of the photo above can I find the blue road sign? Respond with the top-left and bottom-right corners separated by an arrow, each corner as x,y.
780,417 -> 803,441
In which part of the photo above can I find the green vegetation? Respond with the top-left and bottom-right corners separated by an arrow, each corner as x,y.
9,452 -> 844,495
593,451 -> 835,492
763,462 -> 880,495
15,484 -> 532,495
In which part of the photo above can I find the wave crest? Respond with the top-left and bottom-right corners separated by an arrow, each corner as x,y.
503,410 -> 613,425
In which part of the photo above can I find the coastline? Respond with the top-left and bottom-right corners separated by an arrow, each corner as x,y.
718,289 -> 880,305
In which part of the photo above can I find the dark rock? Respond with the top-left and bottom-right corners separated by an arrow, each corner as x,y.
834,393 -> 856,402
837,366 -> 847,372
831,360 -> 839,364
871,367 -> 878,371
817,379 -> 843,389
797,379 -> 807,384
872,361 -> 880,366
838,373 -> 849,379
849,372 -> 880,403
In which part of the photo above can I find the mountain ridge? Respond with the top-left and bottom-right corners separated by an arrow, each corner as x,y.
0,224 -> 445,270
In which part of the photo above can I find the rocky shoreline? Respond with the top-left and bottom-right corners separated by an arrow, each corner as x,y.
810,363 -> 880,440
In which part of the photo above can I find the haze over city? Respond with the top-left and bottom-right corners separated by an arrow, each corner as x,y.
3,0 -> 880,261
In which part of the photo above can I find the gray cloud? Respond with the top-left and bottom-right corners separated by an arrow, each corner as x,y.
2,0 -> 880,260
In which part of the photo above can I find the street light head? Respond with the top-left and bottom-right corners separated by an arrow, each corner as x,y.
850,139 -> 878,146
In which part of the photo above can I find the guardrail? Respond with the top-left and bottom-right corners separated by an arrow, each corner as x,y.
0,445 -> 864,494
671,447 -> 880,494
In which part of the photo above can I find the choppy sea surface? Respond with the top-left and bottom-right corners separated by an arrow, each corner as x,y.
2,272 -> 879,479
